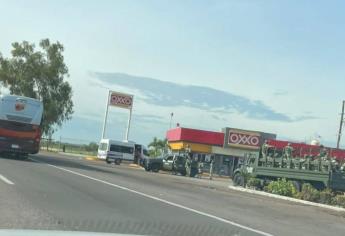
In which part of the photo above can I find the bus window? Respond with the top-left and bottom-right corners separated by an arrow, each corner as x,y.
110,145 -> 134,154
110,145 -> 121,152
121,146 -> 134,154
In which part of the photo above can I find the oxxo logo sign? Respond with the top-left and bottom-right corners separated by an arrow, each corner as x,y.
109,92 -> 133,109
228,130 -> 260,148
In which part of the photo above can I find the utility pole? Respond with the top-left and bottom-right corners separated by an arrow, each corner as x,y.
336,100 -> 345,149
169,112 -> 174,129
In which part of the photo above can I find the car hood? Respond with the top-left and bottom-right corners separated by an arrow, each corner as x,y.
0,230 -> 145,236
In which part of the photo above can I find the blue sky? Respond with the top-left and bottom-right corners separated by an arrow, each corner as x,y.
1,0 -> 345,147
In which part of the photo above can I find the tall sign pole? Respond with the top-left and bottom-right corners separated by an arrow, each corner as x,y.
102,90 -> 134,141
336,100 -> 345,149
125,106 -> 133,141
101,90 -> 111,139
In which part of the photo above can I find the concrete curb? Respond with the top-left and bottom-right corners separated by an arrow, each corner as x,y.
228,185 -> 345,212
85,156 -> 98,161
129,164 -> 143,169
200,173 -> 229,179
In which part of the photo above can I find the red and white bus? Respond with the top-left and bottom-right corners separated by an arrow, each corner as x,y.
0,95 -> 43,157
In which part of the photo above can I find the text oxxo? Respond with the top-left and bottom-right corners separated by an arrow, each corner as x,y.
229,132 -> 260,146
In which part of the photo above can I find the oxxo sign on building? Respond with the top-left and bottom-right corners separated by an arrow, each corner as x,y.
109,92 -> 133,109
223,127 -> 276,150
228,129 -> 260,149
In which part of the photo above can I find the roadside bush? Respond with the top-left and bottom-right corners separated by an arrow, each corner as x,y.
319,188 -> 333,205
332,195 -> 345,208
297,183 -> 320,202
266,178 -> 297,197
247,178 -> 261,190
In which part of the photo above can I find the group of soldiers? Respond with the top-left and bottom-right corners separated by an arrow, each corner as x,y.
261,140 -> 330,160
260,140 -> 345,171
171,150 -> 199,177
173,145 -> 214,178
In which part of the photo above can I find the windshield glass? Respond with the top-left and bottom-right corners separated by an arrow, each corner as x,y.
1,1 -> 345,236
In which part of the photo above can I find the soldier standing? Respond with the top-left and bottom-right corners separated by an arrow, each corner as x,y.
172,155 -> 177,175
198,161 -> 203,178
319,145 -> 329,160
261,140 -> 271,156
283,143 -> 294,159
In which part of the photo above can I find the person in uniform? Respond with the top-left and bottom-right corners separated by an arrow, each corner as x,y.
261,140 -> 271,157
283,143 -> 294,159
198,161 -> 203,178
172,155 -> 177,174
319,145 -> 329,160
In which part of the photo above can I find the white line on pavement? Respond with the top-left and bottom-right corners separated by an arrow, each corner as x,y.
29,157 -> 273,236
0,174 -> 14,185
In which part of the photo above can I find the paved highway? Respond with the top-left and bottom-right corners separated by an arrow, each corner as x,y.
0,153 -> 345,236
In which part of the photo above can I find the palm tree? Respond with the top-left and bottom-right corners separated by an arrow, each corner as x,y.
148,137 -> 167,157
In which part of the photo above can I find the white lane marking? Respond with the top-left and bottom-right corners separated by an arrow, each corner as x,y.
29,157 -> 273,236
0,174 -> 14,185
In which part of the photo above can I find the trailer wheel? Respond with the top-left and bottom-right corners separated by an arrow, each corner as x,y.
233,172 -> 245,187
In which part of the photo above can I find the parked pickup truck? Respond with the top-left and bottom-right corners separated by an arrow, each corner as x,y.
141,155 -> 163,173
162,154 -> 187,176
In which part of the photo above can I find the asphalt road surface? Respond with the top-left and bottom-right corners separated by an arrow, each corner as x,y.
1,153 -> 345,236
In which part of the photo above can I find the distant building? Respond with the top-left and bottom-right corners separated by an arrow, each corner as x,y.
166,127 -> 276,176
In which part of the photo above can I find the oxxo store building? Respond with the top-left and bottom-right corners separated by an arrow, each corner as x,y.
166,127 -> 276,176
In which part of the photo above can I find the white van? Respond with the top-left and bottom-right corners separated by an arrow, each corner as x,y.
97,139 -> 149,165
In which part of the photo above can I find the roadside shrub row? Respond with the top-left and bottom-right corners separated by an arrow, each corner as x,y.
245,177 -> 345,208
265,178 -> 297,197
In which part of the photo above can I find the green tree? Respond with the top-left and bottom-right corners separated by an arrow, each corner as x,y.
85,142 -> 99,152
148,137 -> 167,157
0,39 -> 73,136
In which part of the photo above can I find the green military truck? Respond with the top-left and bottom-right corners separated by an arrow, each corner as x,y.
232,150 -> 345,191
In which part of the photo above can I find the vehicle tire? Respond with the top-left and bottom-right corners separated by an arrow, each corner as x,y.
15,153 -> 26,160
233,172 -> 245,187
190,168 -> 198,177
18,153 -> 28,160
105,158 -> 112,164
292,180 -> 302,192
180,170 -> 187,176
151,164 -> 159,173
114,159 -> 121,165
143,160 -> 149,171
151,164 -> 160,173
